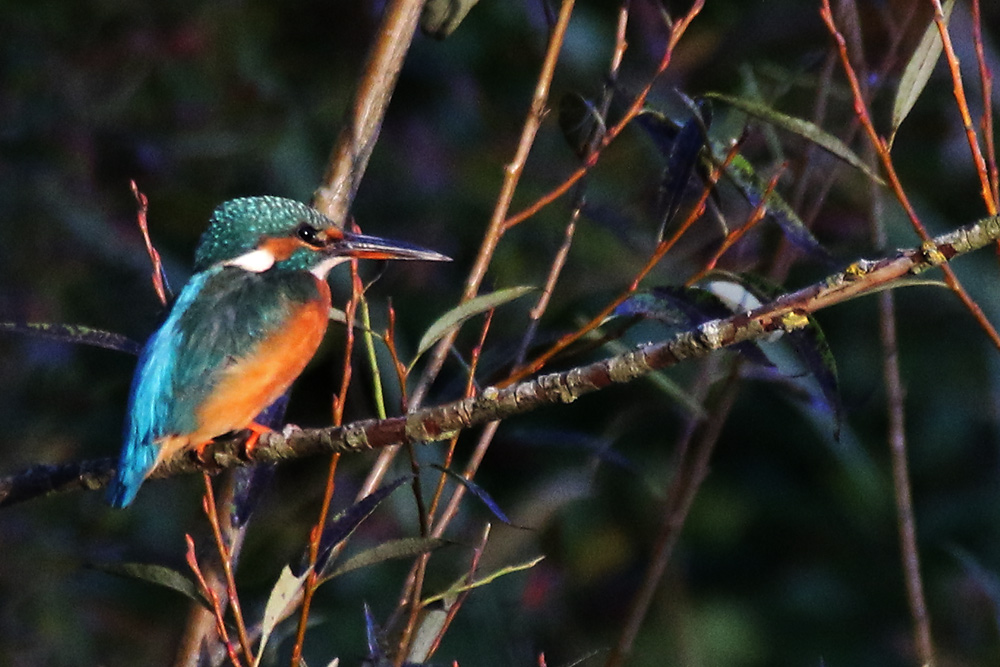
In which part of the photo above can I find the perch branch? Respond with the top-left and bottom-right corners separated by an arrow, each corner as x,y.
3,215 -> 1000,508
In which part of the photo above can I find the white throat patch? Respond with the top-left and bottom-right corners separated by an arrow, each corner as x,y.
310,255 -> 350,279
225,248 -> 276,273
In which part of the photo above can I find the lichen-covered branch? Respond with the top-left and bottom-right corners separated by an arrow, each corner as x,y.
2,215 -> 998,508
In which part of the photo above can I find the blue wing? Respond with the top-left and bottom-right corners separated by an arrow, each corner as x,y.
107,271 -> 213,508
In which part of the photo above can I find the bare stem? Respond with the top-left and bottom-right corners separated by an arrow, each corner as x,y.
312,0 -> 426,223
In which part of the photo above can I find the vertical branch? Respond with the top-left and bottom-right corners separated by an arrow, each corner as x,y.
200,476 -> 254,666
408,0 -> 579,408
312,0 -> 427,223
606,360 -> 742,667
880,288 -> 935,667
513,0 -> 632,369
970,0 -> 999,208
289,261 -> 362,666
185,535 -> 245,667
929,0 -> 997,215
360,0 -> 579,507
848,2 -> 935,663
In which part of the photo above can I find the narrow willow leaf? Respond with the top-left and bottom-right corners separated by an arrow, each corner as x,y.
0,321 -> 141,355
312,476 -> 410,575
704,92 -> 885,186
948,546 -> 1000,624
421,555 -> 546,606
615,286 -> 772,367
725,155 -> 832,261
407,606 -> 449,663
432,464 -> 520,527
321,537 -> 450,582
559,93 -> 605,158
411,286 -> 535,367
704,271 -> 842,434
421,0 -> 480,38
363,602 -> 384,663
634,109 -> 680,157
255,565 -> 311,666
659,99 -> 712,239
786,316 -> 842,439
91,562 -> 208,609
891,0 -> 956,145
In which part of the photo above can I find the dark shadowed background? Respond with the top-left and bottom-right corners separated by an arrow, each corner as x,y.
3,1 -> 1000,665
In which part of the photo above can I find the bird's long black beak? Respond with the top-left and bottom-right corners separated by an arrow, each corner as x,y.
335,231 -> 451,263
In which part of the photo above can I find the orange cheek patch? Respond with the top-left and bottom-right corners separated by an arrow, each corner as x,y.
260,236 -> 303,261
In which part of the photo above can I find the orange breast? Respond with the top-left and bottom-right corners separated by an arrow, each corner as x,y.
161,279 -> 332,460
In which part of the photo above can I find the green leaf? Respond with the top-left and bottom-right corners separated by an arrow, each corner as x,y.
704,92 -> 885,186
0,321 -> 141,355
421,0 -> 480,39
255,565 -> 311,666
91,562 -> 209,609
406,606 -> 449,663
321,537 -> 450,582
891,0 -> 956,146
421,555 -> 546,606
410,286 -> 535,369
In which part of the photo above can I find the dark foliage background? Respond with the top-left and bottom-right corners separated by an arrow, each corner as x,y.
3,0 -> 1000,665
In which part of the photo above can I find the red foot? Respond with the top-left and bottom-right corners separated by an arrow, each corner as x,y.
243,422 -> 271,458
193,440 -> 214,463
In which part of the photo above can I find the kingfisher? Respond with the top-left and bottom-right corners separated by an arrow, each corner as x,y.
107,196 -> 449,508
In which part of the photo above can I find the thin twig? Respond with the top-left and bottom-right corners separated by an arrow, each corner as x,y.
130,180 -> 169,307
969,0 -> 999,210
513,0 -> 632,369
820,0 -> 1000,351
185,535 -> 244,667
502,0 -> 705,232
688,162 -> 787,284
422,523 -> 492,660
173,473 -> 253,667
361,0 -> 580,522
880,287 -> 935,666
201,475 -> 254,665
505,136 -> 745,386
289,261 -> 362,666
408,0 -> 579,409
929,0 -> 997,215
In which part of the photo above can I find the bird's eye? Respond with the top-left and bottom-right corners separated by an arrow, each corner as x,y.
296,223 -> 325,248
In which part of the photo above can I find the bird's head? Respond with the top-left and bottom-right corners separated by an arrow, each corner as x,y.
193,196 -> 449,277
